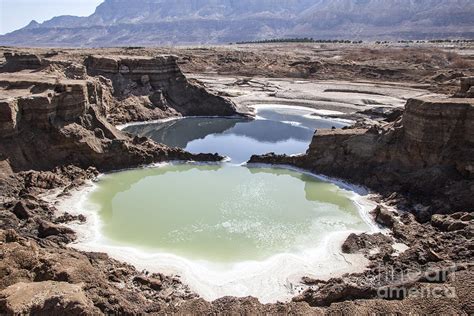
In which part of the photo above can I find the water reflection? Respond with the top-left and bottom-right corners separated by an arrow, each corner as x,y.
256,107 -> 345,130
94,164 -> 222,222
124,117 -> 247,148
124,106 -> 347,163
247,166 -> 357,212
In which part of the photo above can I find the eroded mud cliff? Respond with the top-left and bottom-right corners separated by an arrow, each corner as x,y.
84,55 -> 239,124
0,52 -> 237,173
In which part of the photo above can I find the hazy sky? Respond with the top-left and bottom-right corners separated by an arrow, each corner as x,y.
0,0 -> 103,34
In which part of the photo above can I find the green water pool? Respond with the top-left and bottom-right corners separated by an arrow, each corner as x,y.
89,164 -> 368,262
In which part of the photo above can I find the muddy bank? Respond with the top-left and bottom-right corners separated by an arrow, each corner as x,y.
192,76 -> 436,123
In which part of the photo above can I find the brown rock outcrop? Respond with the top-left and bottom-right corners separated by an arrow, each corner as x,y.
84,55 -> 239,124
0,225 -> 201,314
133,275 -> 163,291
341,232 -> 393,254
455,77 -> 474,98
0,74 -> 107,137
0,281 -> 100,315
302,97 -> 474,176
0,71 -> 223,172
402,97 -> 474,173
11,201 -> 33,220
1,53 -> 43,72
37,219 -> 75,239
372,206 -> 397,228
431,212 -> 473,233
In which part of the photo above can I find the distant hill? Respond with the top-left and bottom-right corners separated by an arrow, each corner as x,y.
1,0 -> 473,47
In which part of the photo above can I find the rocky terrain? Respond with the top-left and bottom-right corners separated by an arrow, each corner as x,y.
2,42 -> 473,95
1,0 -> 473,46
0,44 -> 473,314
84,54 -> 239,123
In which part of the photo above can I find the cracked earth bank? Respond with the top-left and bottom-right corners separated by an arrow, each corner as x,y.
0,44 -> 473,314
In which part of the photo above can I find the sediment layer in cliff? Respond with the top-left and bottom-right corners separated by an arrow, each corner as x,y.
0,54 -> 230,173
84,55 -> 239,124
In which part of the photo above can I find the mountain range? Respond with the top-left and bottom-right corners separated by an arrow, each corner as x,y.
1,0 -> 473,47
